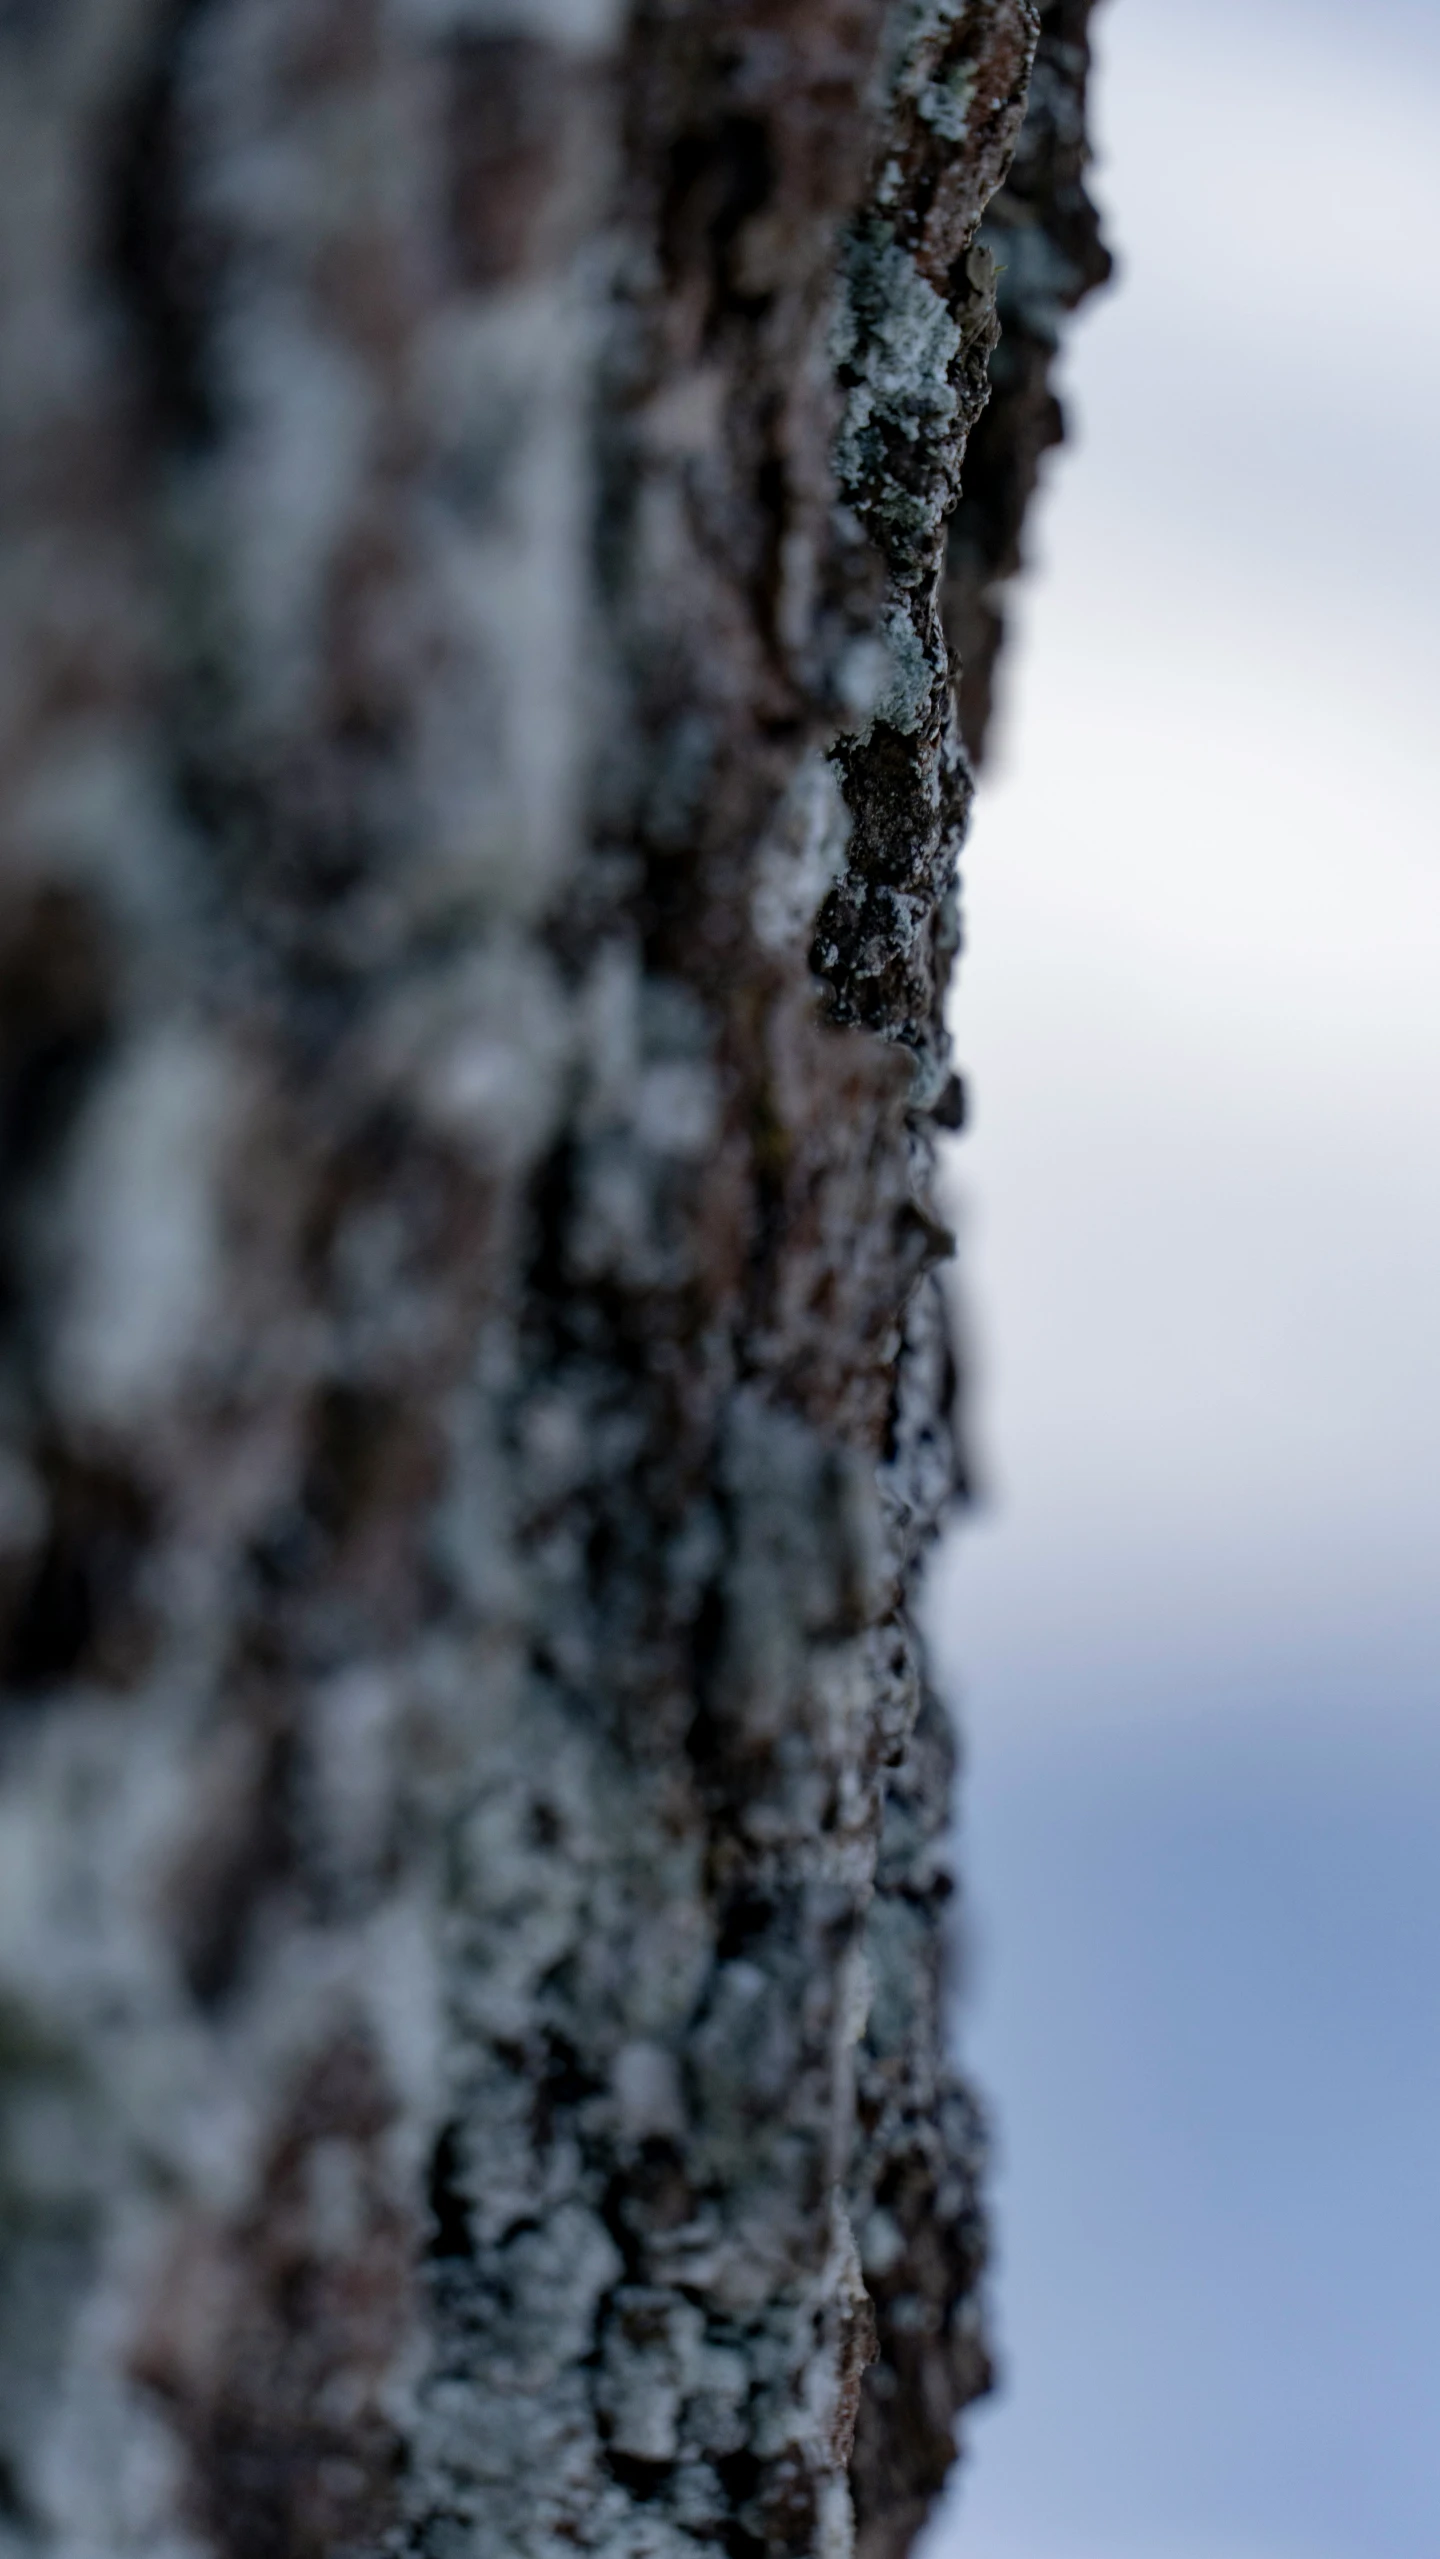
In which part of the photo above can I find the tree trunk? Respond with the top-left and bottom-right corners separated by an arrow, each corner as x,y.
0,5 -> 1103,2555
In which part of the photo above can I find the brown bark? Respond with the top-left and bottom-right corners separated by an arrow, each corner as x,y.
0,5 -> 1102,2554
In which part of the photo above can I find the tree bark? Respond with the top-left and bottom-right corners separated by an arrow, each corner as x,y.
0,5 -> 1103,2555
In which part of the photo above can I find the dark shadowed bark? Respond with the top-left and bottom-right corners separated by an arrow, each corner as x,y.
944,0 -> 1111,766
0,4 -> 1103,2554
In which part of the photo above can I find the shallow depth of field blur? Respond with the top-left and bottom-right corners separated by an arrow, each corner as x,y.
925,2 -> 1440,2554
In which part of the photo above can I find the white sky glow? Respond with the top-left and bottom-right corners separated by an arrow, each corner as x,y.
929,0 -> 1440,1745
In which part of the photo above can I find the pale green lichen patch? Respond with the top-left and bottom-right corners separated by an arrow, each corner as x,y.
871,604 -> 936,737
918,59 -> 977,141
833,228 -> 964,566
833,229 -> 962,445
884,0 -> 969,103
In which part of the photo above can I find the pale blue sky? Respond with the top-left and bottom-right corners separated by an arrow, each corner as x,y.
927,1 -> 1440,2552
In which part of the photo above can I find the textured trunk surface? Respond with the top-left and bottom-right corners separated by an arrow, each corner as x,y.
0,5 -> 1102,2555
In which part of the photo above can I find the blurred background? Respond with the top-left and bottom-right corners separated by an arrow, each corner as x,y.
925,1 -> 1440,2553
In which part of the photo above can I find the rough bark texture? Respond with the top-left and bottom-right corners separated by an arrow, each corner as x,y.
0,5 -> 1101,2555
943,0 -> 1111,766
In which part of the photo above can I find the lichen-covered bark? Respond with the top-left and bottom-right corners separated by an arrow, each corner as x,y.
0,6 -> 1093,2555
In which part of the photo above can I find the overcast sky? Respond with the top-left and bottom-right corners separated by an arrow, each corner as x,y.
925,1 -> 1440,2552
